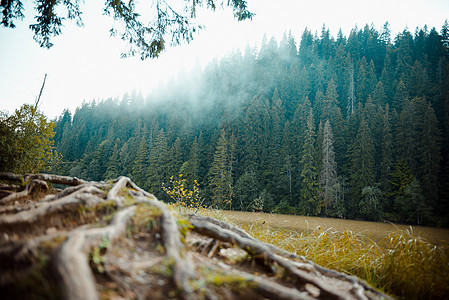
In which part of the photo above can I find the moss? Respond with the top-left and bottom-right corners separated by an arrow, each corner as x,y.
148,257 -> 175,277
39,235 -> 67,252
91,200 -> 117,213
176,216 -> 193,243
131,203 -> 163,231
200,266 -> 254,290
89,237 -> 110,274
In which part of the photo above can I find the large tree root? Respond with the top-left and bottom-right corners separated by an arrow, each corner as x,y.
0,173 -> 391,299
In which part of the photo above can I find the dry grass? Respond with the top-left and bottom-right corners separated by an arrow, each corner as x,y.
189,209 -> 449,299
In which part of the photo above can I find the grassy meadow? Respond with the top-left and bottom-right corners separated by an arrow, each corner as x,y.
188,208 -> 449,299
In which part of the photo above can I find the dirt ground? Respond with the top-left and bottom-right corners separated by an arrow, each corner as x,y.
221,211 -> 449,246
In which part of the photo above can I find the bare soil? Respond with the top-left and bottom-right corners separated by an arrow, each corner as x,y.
221,211 -> 449,246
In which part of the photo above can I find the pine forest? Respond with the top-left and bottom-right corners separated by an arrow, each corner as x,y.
52,23 -> 449,227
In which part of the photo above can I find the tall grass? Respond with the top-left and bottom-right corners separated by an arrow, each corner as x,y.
177,200 -> 449,299
238,220 -> 449,299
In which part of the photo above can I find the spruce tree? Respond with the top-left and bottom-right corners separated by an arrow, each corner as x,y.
147,128 -> 169,197
319,120 -> 338,214
131,136 -> 148,188
417,100 -> 441,204
298,109 -> 320,215
348,117 -> 376,218
347,62 -> 356,118
380,52 -> 395,101
179,137 -> 200,187
379,105 -> 393,192
105,138 -> 121,180
266,90 -> 285,196
209,128 -> 236,209
396,99 -> 418,173
167,137 -> 184,178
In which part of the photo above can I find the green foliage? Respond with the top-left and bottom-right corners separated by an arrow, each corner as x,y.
360,185 -> 383,221
298,109 -> 320,215
208,128 -> 236,209
1,0 -> 254,59
394,179 -> 430,225
348,118 -> 375,218
0,104 -> 59,173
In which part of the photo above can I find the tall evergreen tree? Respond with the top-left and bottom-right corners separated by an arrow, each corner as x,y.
298,109 -> 320,215
319,120 -> 338,214
105,138 -> 121,180
209,128 -> 236,209
379,105 -> 393,192
180,137 -> 200,187
348,118 -> 376,218
147,127 -> 169,197
347,62 -> 356,118
417,100 -> 441,204
131,135 -> 148,188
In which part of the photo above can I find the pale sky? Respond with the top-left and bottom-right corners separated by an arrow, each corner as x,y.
1,0 -> 448,119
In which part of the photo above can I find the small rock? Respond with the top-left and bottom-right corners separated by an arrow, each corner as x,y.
46,227 -> 57,234
218,247 -> 248,263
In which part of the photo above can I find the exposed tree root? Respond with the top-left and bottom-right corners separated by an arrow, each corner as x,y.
0,173 -> 391,300
0,179 -> 48,205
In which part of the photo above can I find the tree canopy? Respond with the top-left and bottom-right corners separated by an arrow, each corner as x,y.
0,0 -> 254,59
0,104 -> 59,173
50,22 -> 449,226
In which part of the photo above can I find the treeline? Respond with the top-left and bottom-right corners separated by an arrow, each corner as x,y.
53,22 -> 449,226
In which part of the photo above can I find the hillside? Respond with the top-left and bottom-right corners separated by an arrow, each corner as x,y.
51,23 -> 449,226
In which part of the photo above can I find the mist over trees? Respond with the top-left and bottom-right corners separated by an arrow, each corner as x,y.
52,22 -> 449,226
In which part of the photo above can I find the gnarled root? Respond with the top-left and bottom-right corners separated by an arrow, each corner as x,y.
0,173 -> 391,300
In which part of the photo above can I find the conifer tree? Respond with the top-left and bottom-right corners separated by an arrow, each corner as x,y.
380,52 -> 395,100
322,79 -> 346,171
418,100 -> 441,204
371,81 -> 386,106
298,109 -> 320,215
180,137 -> 200,187
392,80 -> 408,113
348,118 -> 376,218
319,120 -> 338,214
241,95 -> 270,172
209,128 -> 236,209
234,170 -> 260,211
147,127 -> 169,197
280,120 -> 294,205
379,105 -> 393,192
167,137 -> 184,177
395,179 -> 430,225
347,63 -> 356,118
396,99 -> 419,174
105,138 -> 121,180
356,57 -> 369,104
266,89 -> 285,195
132,136 -> 148,188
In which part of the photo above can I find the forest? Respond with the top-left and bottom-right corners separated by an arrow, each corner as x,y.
51,22 -> 449,226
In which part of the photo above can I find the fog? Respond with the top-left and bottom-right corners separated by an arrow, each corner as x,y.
0,0 -> 448,119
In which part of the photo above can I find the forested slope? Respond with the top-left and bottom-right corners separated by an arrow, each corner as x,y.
53,22 -> 449,226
